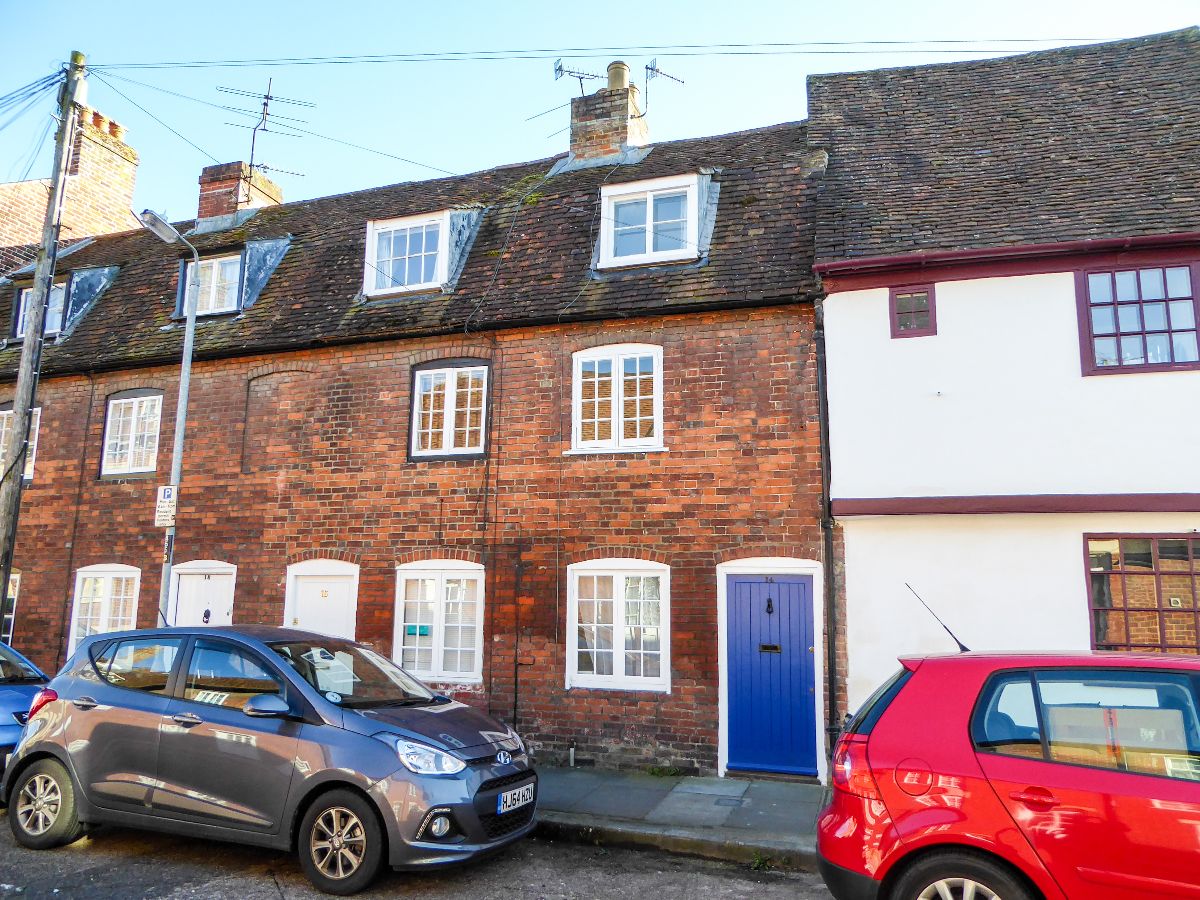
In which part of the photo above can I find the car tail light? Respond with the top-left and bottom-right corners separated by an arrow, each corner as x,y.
831,734 -> 880,800
26,688 -> 57,721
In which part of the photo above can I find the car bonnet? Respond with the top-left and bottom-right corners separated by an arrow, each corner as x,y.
353,700 -> 521,760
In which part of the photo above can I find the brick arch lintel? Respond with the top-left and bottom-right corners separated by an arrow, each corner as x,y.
395,547 -> 484,567
407,343 -> 494,366
248,360 -> 319,381
567,544 -> 670,566
285,548 -> 362,567
567,330 -> 666,354
715,544 -> 814,566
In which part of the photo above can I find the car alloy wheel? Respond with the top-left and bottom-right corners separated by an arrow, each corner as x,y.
16,772 -> 62,837
310,806 -> 367,880
917,878 -> 1002,900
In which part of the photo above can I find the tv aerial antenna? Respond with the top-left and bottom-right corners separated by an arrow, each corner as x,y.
638,58 -> 684,117
554,59 -> 603,96
217,79 -> 315,182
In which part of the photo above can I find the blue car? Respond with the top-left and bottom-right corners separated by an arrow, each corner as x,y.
0,642 -> 48,773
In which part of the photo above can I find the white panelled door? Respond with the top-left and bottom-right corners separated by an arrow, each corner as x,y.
174,572 -> 235,627
292,575 -> 356,639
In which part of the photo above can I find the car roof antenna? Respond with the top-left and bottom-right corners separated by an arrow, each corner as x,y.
905,583 -> 970,652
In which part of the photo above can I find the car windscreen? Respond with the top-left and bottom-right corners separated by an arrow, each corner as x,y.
0,643 -> 43,684
268,638 -> 434,708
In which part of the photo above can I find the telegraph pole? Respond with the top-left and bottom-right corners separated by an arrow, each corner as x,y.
0,52 -> 87,620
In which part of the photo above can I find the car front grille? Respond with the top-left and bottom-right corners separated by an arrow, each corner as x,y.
478,802 -> 536,839
478,770 -> 535,794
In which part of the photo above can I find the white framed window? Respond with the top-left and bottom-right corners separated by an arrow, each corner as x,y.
16,284 -> 67,338
411,364 -> 488,456
393,560 -> 485,683
364,211 -> 451,296
69,563 -> 140,652
599,174 -> 700,269
185,254 -> 243,315
102,393 -> 162,475
567,558 -> 670,692
571,343 -> 664,452
0,407 -> 40,481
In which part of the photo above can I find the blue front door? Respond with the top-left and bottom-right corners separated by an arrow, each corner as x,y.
727,574 -> 816,775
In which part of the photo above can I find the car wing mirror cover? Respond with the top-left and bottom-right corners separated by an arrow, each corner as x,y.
244,693 -> 292,718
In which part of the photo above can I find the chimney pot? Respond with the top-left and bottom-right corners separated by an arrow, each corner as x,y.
607,60 -> 630,90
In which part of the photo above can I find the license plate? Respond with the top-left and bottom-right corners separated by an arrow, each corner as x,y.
496,781 -> 535,815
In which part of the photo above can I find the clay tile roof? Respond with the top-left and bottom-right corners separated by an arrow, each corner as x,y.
806,28 -> 1200,264
0,122 -> 818,379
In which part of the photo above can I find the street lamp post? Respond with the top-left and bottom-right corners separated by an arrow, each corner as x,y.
138,209 -> 200,626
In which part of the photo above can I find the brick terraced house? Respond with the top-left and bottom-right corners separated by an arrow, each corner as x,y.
0,63 -> 835,777
810,28 -> 1200,707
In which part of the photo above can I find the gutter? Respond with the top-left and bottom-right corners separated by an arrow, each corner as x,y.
813,231 -> 1200,276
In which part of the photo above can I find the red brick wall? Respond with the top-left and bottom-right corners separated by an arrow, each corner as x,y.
7,304 -> 823,773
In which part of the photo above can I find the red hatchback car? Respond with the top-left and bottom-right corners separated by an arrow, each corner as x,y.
818,653 -> 1200,900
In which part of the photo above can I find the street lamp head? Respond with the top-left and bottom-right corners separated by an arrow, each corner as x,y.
138,209 -> 181,245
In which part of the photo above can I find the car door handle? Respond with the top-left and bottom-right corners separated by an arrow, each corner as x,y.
71,696 -> 98,710
1010,788 -> 1060,809
170,712 -> 203,727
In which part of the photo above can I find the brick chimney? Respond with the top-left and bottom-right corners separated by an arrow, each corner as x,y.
568,61 -> 649,162
197,162 -> 282,219
0,105 -> 139,270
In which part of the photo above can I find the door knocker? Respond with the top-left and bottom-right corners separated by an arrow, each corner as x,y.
765,597 -> 774,615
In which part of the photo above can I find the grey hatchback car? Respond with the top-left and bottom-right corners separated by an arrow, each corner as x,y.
1,626 -> 536,895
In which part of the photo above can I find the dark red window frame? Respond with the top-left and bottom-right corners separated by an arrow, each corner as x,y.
1075,259 -> 1200,376
1085,533 -> 1200,655
889,284 -> 936,339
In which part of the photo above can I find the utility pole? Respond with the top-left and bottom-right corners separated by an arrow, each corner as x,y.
0,51 -> 86,623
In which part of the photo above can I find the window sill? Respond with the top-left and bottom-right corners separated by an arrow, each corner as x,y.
567,680 -> 671,694
98,471 -> 157,482
410,451 -> 487,463
363,284 -> 446,301
1084,361 -> 1200,376
414,675 -> 483,686
597,253 -> 699,272
170,309 -> 242,322
563,446 -> 668,456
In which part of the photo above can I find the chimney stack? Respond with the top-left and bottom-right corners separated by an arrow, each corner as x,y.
197,162 -> 283,219
568,60 -> 648,162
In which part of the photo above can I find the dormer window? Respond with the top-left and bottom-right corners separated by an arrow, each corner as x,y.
599,174 -> 700,269
365,212 -> 451,296
16,284 -> 66,338
184,254 -> 243,315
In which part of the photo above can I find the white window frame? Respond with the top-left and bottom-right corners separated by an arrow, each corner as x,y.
570,343 -> 665,453
69,563 -> 141,652
2,572 -> 18,644
16,283 -> 67,338
599,174 -> 700,269
363,211 -> 452,297
393,560 -> 485,683
0,407 -> 41,481
410,364 -> 489,457
101,394 -> 162,476
184,253 -> 244,316
566,557 -> 671,693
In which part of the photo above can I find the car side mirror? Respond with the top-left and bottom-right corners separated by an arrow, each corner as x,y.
243,693 -> 292,718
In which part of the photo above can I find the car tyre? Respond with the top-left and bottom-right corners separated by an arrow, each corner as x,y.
298,789 -> 385,896
889,851 -> 1034,900
8,758 -> 85,850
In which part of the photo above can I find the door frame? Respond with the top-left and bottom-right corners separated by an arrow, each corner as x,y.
283,558 -> 360,639
169,559 -> 237,626
716,557 -> 826,782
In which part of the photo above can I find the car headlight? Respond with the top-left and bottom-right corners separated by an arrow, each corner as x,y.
507,727 -> 526,754
376,734 -> 466,775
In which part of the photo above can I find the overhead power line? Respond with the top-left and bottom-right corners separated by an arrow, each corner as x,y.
90,71 -> 220,164
89,37 -> 1105,70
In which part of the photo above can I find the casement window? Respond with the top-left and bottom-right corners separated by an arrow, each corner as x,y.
571,344 -> 664,452
393,561 -> 484,682
15,284 -> 66,338
70,564 -> 140,652
411,363 -> 488,457
184,254 -> 243,315
2,574 -> 18,644
364,212 -> 451,296
0,407 -> 40,481
889,284 -> 936,338
566,558 -> 670,692
599,174 -> 700,268
1087,535 -> 1200,653
102,391 -> 162,476
1080,263 -> 1199,372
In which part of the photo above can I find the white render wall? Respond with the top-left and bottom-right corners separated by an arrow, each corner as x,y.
824,274 -> 1200,499
843,512 -> 1200,708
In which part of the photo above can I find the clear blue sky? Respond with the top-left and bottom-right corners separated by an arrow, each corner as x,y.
1,0 -> 1195,219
